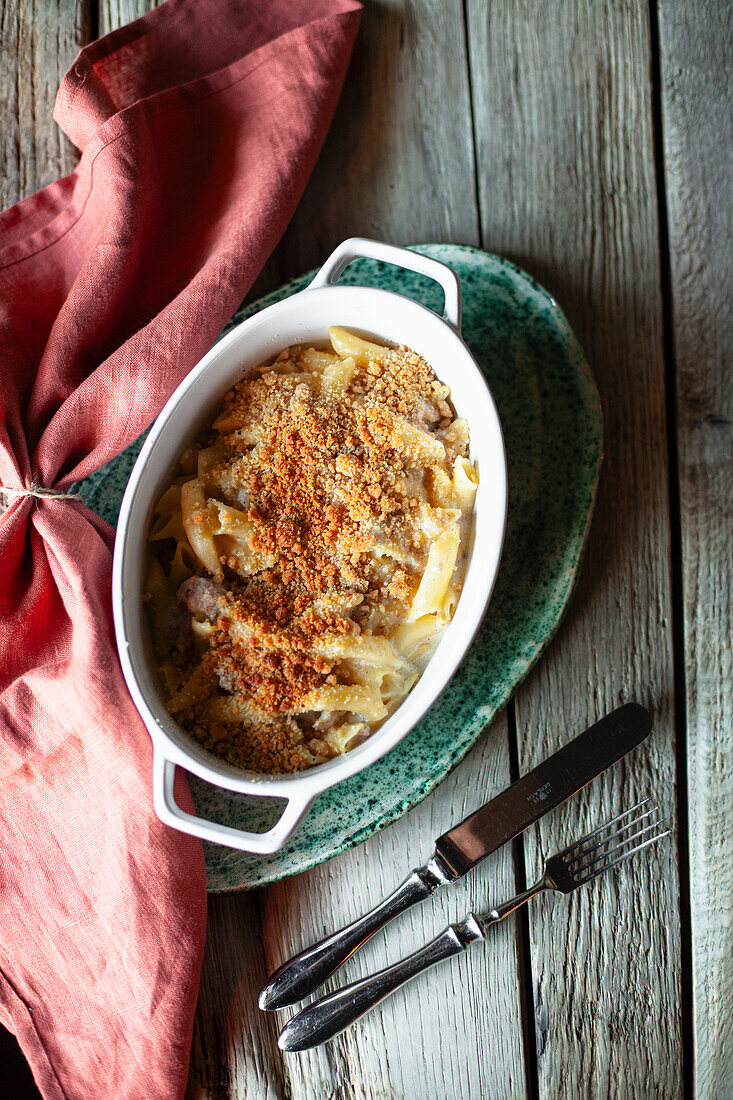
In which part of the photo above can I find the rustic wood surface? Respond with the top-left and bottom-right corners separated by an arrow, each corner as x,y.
0,0 -> 88,210
467,3 -> 683,1097
1,1 -> 730,1098
657,2 -> 733,1096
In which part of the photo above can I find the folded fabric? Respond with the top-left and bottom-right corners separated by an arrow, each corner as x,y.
0,1 -> 360,1097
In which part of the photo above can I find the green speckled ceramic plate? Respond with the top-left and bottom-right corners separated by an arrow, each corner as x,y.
74,244 -> 602,892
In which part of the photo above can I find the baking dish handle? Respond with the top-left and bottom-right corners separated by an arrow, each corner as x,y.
153,754 -> 315,854
309,237 -> 462,332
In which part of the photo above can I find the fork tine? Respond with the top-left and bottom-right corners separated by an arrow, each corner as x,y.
567,807 -> 660,870
574,819 -> 664,877
576,827 -> 671,885
558,798 -> 653,860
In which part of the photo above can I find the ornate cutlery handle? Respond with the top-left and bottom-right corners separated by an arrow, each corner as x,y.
278,915 -> 484,1052
259,855 -> 452,1011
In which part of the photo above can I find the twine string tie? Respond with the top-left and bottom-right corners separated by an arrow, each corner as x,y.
1,484 -> 83,503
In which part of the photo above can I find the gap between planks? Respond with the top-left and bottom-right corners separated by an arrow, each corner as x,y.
648,1 -> 694,1094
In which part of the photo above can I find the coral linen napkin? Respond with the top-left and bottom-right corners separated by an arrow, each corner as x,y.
0,1 -> 361,1097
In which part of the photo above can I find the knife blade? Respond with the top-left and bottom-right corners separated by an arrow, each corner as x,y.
259,702 -> 651,1011
435,701 -> 652,878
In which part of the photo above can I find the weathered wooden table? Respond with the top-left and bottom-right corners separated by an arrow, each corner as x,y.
2,1 -> 730,1097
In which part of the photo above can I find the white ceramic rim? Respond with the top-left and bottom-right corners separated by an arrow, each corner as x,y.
112,238 -> 507,853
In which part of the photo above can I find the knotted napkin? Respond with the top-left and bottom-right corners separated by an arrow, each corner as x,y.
0,1 -> 360,1097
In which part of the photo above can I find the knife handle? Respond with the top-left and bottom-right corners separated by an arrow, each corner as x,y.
258,854 -> 452,1011
277,914 -> 485,1052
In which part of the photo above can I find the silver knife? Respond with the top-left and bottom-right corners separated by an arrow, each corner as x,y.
259,702 -> 652,1011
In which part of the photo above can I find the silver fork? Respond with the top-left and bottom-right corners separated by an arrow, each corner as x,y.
278,800 -> 669,1052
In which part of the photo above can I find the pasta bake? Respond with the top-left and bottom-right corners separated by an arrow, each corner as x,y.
145,327 -> 478,774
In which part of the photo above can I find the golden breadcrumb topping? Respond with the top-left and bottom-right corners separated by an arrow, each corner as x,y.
147,335 -> 469,774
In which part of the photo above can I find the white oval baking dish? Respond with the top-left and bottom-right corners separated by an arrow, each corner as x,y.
112,238 -> 507,854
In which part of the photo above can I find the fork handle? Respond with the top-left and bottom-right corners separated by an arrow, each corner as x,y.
278,915 -> 485,1052
484,875 -> 550,923
259,855 -> 452,1011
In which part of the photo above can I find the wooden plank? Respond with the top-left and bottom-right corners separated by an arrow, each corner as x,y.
185,2 -> 527,1097
0,0 -> 89,209
274,0 -> 480,267
657,3 -> 733,1096
98,0 -> 160,37
466,1 -> 683,1097
187,893 -> 285,1100
259,733 -> 526,1100
188,735 -> 528,1100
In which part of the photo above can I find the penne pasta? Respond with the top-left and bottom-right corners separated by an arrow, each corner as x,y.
299,347 -> 340,372
442,417 -> 469,452
197,439 -> 228,476
391,614 -> 442,660
168,539 -> 197,589
452,455 -> 479,511
144,556 -> 173,657
208,500 -> 253,542
380,668 -> 420,714
328,325 -> 389,364
311,634 -> 402,670
301,684 -> 388,723
166,661 -> 215,713
180,479 -> 222,580
145,329 -> 478,775
390,416 -> 446,462
407,527 -> 460,621
323,721 -> 369,755
320,355 -> 356,397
